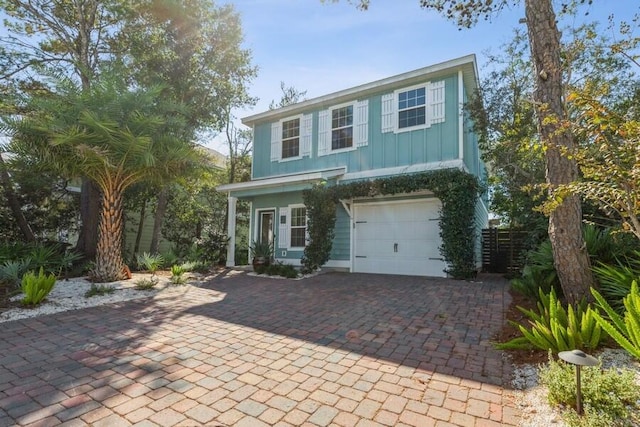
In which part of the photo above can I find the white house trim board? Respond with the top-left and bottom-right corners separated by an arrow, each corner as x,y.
339,159 -> 465,182
217,167 -> 346,193
225,196 -> 237,267
458,69 -> 464,160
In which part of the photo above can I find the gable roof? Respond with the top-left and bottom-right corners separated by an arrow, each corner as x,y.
242,54 -> 478,127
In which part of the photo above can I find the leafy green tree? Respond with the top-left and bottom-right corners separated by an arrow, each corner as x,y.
8,72 -> 199,282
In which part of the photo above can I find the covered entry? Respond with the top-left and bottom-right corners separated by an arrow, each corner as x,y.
353,199 -> 446,277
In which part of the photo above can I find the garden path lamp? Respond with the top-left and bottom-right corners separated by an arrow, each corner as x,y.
558,349 -> 599,415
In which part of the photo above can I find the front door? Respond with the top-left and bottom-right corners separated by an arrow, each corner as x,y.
259,210 -> 275,247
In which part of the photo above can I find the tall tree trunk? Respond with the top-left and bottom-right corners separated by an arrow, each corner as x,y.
134,198 -> 147,255
0,153 -> 36,242
75,179 -> 100,260
149,188 -> 169,255
525,0 -> 594,303
93,185 -> 126,282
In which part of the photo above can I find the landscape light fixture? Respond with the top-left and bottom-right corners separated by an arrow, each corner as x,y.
558,349 -> 599,415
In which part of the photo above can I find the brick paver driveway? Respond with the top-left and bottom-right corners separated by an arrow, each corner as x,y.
0,271 -> 521,426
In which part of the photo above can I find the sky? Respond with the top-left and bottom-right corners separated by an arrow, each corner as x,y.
210,0 -> 639,152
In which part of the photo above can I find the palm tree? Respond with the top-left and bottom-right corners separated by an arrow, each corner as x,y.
8,74 -> 199,282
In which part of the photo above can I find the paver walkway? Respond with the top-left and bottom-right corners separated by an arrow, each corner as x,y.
0,271 -> 521,426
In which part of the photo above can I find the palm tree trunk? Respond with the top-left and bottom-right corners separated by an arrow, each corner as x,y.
75,179 -> 100,260
134,198 -> 147,255
93,184 -> 126,282
149,187 -> 168,255
0,152 -> 36,242
525,0 -> 594,303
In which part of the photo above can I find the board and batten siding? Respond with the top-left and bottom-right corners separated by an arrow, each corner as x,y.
252,75 -> 461,180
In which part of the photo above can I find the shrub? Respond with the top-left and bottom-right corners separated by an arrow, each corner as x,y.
512,226 -> 637,302
592,281 -> 640,359
497,288 -> 605,352
265,263 -> 299,278
85,284 -> 115,298
21,267 -> 57,306
539,353 -> 640,426
134,277 -> 158,290
0,259 -> 32,288
136,252 -> 164,274
593,252 -> 640,314
170,264 -> 186,285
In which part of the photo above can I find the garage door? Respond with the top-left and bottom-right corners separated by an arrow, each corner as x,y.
353,199 -> 446,277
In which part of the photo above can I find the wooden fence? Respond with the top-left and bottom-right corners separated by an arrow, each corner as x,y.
481,228 -> 530,274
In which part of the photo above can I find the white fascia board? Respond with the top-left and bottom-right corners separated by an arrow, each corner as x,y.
243,54 -> 478,126
339,160 -> 467,182
216,167 -> 346,193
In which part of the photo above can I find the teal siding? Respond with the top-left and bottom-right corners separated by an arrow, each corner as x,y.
252,74 -> 461,179
330,204 -> 350,261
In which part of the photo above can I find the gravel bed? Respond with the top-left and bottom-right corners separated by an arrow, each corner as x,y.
0,272 -> 209,323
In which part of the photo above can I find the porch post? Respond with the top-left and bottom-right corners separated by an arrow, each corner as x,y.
226,195 -> 237,267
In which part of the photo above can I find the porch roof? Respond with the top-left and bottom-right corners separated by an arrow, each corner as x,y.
217,167 -> 346,198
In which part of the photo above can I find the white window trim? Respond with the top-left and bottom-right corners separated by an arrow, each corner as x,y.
279,114 -> 304,161
288,203 -> 307,250
329,101 -> 357,153
394,82 -> 431,133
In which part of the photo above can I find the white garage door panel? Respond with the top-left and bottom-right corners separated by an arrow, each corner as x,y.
353,199 -> 446,277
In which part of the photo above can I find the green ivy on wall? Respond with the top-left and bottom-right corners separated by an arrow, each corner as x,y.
301,168 -> 481,279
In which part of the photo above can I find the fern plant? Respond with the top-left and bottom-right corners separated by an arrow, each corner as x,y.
592,281 -> 640,359
497,288 -> 605,352
21,267 -> 57,306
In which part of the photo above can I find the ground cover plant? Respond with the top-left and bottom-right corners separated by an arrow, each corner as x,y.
21,267 -> 56,306
539,353 -> 640,426
496,288 -> 605,353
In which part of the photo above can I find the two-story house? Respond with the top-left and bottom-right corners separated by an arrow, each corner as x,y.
218,55 -> 488,277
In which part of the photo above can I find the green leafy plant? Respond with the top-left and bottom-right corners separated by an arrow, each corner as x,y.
85,284 -> 116,298
136,252 -> 164,275
592,281 -> 640,359
0,259 -> 32,288
497,288 -> 605,352
539,353 -> 640,426
134,277 -> 158,290
265,262 -> 299,278
21,267 -> 57,306
170,264 -> 186,285
593,252 -> 640,314
249,240 -> 273,264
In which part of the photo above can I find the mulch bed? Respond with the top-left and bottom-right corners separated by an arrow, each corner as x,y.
495,287 -> 549,365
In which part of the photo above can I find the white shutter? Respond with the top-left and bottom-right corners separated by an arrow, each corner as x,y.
381,93 -> 394,133
318,109 -> 330,157
278,207 -> 289,249
430,80 -> 445,124
301,113 -> 312,157
354,100 -> 369,147
271,122 -> 282,161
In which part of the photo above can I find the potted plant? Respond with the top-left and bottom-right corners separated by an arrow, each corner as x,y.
249,240 -> 273,271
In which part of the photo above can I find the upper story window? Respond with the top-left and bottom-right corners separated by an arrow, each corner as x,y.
331,105 -> 353,150
318,100 -> 368,156
397,87 -> 426,129
271,114 -> 312,162
381,81 -> 445,134
281,118 -> 300,159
